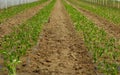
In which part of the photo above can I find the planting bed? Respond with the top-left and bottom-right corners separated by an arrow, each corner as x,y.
0,0 -> 120,75
68,0 -> 120,25
0,0 -> 48,24
0,0 -> 50,38
66,0 -> 120,39
65,0 -> 120,75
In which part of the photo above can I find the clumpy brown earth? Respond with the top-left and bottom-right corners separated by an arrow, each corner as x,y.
66,0 -> 120,39
17,0 -> 96,75
0,0 -> 50,38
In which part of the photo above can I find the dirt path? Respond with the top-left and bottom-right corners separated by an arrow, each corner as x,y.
0,0 -> 51,38
66,0 -> 120,39
17,0 -> 96,75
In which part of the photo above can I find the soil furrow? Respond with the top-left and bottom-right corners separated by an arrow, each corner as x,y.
0,0 -> 51,38
66,0 -> 120,39
17,0 -> 96,75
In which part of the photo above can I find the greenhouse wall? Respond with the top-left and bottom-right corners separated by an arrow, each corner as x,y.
83,0 -> 120,8
0,0 -> 37,9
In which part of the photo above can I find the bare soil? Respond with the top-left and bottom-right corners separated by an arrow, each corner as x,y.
0,0 -> 50,38
66,0 -> 120,39
16,0 -> 96,75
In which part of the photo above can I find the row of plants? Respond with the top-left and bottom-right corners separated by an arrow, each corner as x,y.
63,0 -> 120,75
81,0 -> 120,9
0,0 -> 56,75
0,0 -> 48,24
67,0 -> 120,25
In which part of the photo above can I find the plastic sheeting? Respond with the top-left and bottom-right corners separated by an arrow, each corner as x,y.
0,0 -> 37,9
